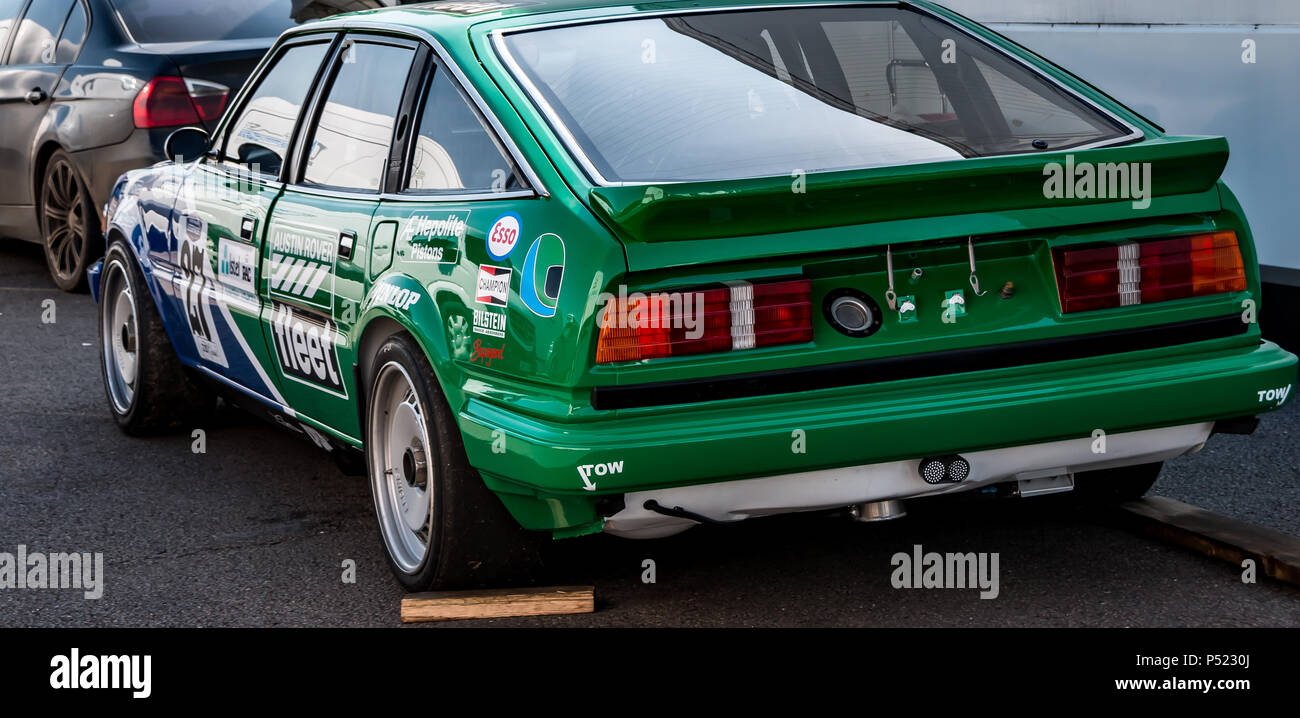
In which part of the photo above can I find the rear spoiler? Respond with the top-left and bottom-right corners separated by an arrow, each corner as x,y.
587,135 -> 1229,271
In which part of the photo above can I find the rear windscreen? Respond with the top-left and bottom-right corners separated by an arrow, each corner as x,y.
501,5 -> 1135,183
111,0 -> 297,44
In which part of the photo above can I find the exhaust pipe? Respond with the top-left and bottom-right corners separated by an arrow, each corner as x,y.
850,499 -> 907,522
918,455 -> 971,484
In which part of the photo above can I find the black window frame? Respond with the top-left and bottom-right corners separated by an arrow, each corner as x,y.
209,32 -> 340,183
397,56 -> 528,198
286,32 -> 423,196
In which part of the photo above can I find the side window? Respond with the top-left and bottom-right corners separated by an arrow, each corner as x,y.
7,0 -> 73,65
0,0 -> 25,59
54,0 -> 86,64
223,41 -> 330,178
407,68 -> 523,193
301,40 -> 414,191
971,57 -> 1099,139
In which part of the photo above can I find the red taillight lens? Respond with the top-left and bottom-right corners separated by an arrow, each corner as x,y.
133,76 -> 228,129
596,279 -> 812,363
752,280 -> 814,347
1054,243 -> 1121,313
1053,231 -> 1246,313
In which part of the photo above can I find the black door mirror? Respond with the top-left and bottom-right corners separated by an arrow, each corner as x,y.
163,127 -> 210,163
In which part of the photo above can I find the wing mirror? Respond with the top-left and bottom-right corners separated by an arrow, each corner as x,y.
163,126 -> 210,163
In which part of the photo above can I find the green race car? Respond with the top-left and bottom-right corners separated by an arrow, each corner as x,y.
90,0 -> 1297,590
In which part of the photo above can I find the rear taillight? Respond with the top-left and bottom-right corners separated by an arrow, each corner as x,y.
133,76 -> 228,129
596,279 -> 812,363
1053,231 -> 1246,314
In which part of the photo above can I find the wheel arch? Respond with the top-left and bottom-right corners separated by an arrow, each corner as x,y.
356,316 -> 405,422
354,283 -> 464,447
102,227 -> 170,327
32,141 -> 62,217
31,142 -> 93,228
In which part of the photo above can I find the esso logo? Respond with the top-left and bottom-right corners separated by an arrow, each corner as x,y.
485,213 -> 521,260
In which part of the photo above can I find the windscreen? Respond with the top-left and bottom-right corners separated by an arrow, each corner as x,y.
501,5 -> 1134,183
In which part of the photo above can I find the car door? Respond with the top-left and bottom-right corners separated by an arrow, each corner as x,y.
259,35 -> 421,441
0,0 -> 74,206
169,35 -> 335,404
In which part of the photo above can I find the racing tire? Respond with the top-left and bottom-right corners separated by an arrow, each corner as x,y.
1071,461 -> 1163,503
98,238 -> 215,435
40,150 -> 101,293
365,333 -> 546,591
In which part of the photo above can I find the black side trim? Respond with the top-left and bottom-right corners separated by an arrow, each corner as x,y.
591,315 -> 1249,410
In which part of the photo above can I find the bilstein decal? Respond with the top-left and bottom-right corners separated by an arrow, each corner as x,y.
472,307 -> 507,338
475,265 -> 511,307
400,212 -> 467,264
267,225 -> 336,310
485,212 -> 521,260
269,302 -> 347,398
520,233 -> 564,318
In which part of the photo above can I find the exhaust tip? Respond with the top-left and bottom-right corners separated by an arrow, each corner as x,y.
919,455 -> 970,484
850,500 -> 907,522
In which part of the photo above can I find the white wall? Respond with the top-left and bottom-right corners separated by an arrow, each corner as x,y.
936,0 -> 1300,280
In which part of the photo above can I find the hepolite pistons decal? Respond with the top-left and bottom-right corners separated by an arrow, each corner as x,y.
269,302 -> 347,398
400,212 -> 467,264
267,225 -> 336,311
520,233 -> 565,318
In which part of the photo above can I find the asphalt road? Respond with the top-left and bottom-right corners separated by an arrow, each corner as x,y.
1,238 -> 1297,627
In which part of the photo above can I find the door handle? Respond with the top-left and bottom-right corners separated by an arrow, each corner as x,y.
337,230 -> 356,261
25,87 -> 47,105
239,215 -> 257,242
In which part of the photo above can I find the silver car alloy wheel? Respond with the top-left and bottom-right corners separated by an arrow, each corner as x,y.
368,360 -> 435,574
101,257 -> 138,415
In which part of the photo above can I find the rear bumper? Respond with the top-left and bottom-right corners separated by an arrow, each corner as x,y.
460,333 -> 1296,533
604,422 -> 1213,538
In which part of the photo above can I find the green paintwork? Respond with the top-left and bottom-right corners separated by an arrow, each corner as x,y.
188,1 -> 1293,534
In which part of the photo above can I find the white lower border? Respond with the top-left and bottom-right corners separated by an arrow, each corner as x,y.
603,422 -> 1213,538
